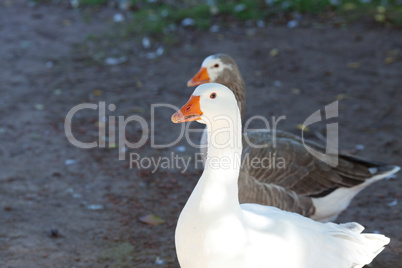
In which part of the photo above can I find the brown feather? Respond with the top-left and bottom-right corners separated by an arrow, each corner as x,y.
200,54 -> 399,219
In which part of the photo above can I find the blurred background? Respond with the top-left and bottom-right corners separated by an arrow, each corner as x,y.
0,0 -> 401,267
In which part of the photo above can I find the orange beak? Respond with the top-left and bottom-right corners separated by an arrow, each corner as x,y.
187,67 -> 210,87
171,95 -> 203,123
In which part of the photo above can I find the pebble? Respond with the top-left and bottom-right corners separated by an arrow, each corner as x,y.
86,204 -> 104,210
142,37 -> 151,49
72,193 -> 82,199
146,47 -> 164,59
113,13 -> 125,23
234,4 -> 246,12
34,104 -> 45,110
175,146 -> 186,152
256,20 -> 265,28
70,0 -> 79,8
209,25 -> 220,33
181,18 -> 195,27
155,257 -> 166,265
287,20 -> 298,28
49,229 -> 60,238
273,80 -> 282,87
105,56 -> 127,65
46,61 -> 54,68
355,144 -> 365,150
64,159 -> 77,165
387,199 -> 398,207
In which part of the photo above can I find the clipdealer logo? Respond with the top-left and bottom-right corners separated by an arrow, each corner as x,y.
64,101 -> 339,172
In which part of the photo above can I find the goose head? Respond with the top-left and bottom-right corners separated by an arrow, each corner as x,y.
187,54 -> 242,87
171,83 -> 239,125
187,54 -> 246,119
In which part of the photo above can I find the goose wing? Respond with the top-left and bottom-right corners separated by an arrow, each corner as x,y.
241,130 -> 383,199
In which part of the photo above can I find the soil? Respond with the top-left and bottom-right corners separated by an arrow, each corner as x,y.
0,2 -> 401,268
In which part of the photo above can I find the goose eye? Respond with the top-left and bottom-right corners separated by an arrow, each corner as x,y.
210,93 -> 217,99
213,64 -> 219,68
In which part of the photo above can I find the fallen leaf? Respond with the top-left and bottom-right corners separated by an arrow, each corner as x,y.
374,14 -> 385,22
20,41 -> 31,48
384,57 -> 395,64
376,6 -> 386,13
336,93 -> 350,100
210,5 -> 219,15
63,19 -> 71,26
31,134 -> 42,140
343,3 -> 356,11
347,62 -> 360,69
386,50 -> 399,57
296,124 -> 309,132
269,48 -> 279,58
127,106 -> 145,114
139,214 -> 165,225
34,104 -> 45,110
136,79 -> 143,88
3,0 -> 12,7
93,90 -> 102,97
246,29 -> 257,37
291,88 -> 301,95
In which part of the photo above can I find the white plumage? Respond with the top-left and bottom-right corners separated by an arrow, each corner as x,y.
172,83 -> 390,268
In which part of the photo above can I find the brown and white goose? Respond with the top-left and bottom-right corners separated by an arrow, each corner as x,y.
187,54 -> 400,222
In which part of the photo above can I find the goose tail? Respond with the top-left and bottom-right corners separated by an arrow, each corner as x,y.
330,222 -> 390,268
367,164 -> 400,181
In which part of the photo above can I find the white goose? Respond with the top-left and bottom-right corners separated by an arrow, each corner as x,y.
172,83 -> 390,268
187,54 -> 400,222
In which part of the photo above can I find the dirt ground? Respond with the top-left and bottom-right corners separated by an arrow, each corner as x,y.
0,1 -> 401,267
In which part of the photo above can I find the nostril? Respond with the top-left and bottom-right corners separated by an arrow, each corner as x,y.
185,105 -> 191,112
